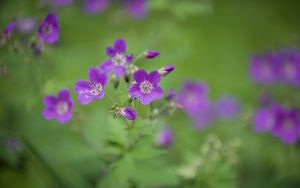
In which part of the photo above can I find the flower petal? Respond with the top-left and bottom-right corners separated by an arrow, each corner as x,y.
114,65 -> 126,76
140,93 -> 153,105
57,113 -> 72,124
88,66 -> 104,83
43,95 -> 57,107
121,107 -> 137,120
100,60 -> 114,73
150,86 -> 164,100
128,83 -> 140,98
94,90 -> 105,100
42,108 -> 57,119
75,80 -> 91,93
106,46 -> 115,57
77,93 -> 94,105
133,69 -> 147,83
148,71 -> 161,85
58,89 -> 70,101
113,38 -> 126,54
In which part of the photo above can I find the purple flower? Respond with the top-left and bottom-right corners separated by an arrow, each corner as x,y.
177,81 -> 210,116
75,67 -> 108,105
156,127 -> 173,147
84,0 -> 109,14
166,89 -> 176,100
42,89 -> 74,124
38,13 -> 59,44
100,38 -> 133,77
120,107 -> 137,120
158,64 -> 174,76
16,17 -> 35,34
192,103 -> 215,129
143,50 -> 160,59
253,105 -> 278,132
249,52 -> 281,85
3,18 -> 16,38
128,69 -> 164,105
124,0 -> 148,18
278,48 -> 300,86
271,107 -> 300,144
215,95 -> 241,119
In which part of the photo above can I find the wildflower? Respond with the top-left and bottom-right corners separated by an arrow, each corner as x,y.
271,107 -> 300,144
84,0 -> 109,14
177,81 -> 210,116
75,67 -> 108,105
253,105 -> 278,132
38,13 -> 59,44
128,69 -> 163,105
3,18 -> 16,38
215,95 -> 241,119
249,52 -> 281,85
124,0 -> 148,18
100,38 -> 133,77
42,89 -> 74,124
16,17 -> 35,34
156,127 -> 173,147
192,103 -> 214,128
278,48 -> 300,86
158,64 -> 174,76
143,50 -> 160,59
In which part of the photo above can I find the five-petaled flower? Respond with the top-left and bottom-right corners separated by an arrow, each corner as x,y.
128,69 -> 164,105
100,38 -> 133,77
42,89 -> 74,124
75,67 -> 108,105
38,13 -> 59,44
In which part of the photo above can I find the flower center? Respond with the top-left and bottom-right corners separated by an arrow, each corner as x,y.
140,81 -> 153,93
90,82 -> 103,95
112,53 -> 126,66
56,102 -> 68,115
42,24 -> 53,35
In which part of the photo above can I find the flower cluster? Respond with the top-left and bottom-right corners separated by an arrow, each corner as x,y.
168,81 -> 240,128
250,47 -> 300,144
42,38 -> 174,124
254,100 -> 300,144
250,48 -> 300,86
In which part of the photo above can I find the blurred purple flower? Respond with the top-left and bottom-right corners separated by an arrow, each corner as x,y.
16,17 -> 35,34
271,107 -> 300,144
42,89 -> 74,124
120,106 -> 137,120
177,81 -> 210,116
253,104 -> 279,132
3,18 -> 16,38
100,38 -> 133,77
128,69 -> 164,105
124,0 -> 148,18
278,48 -> 300,86
249,52 -> 281,85
215,95 -> 241,119
156,127 -> 173,147
159,64 -> 174,76
84,0 -> 109,14
38,13 -> 59,44
192,103 -> 215,128
143,50 -> 160,59
75,67 -> 108,105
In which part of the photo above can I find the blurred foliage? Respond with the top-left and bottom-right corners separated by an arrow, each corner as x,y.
1,0 -> 300,188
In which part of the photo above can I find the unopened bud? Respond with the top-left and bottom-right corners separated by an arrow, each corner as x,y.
143,50 -> 160,59
159,64 -> 174,76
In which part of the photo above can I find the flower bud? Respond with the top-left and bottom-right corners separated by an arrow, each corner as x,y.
120,107 -> 137,120
143,50 -> 160,59
158,64 -> 174,76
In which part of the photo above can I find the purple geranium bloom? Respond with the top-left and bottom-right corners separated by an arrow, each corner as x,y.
124,0 -> 148,18
143,50 -> 160,59
128,69 -> 164,105
278,48 -> 300,86
84,0 -> 109,14
215,95 -> 241,119
100,38 -> 133,77
159,64 -> 174,76
75,67 -> 108,105
177,81 -> 210,116
38,13 -> 59,44
271,107 -> 300,144
42,89 -> 74,124
3,18 -> 16,38
249,52 -> 281,85
192,103 -> 215,129
16,17 -> 35,34
156,127 -> 173,147
253,105 -> 278,132
120,106 -> 137,120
